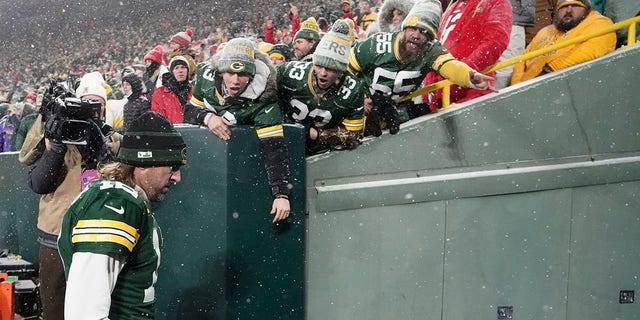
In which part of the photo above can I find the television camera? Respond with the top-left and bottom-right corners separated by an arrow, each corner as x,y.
41,78 -> 104,145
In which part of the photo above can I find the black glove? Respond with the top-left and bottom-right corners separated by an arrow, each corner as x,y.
40,93 -> 55,113
372,92 -> 400,135
98,122 -> 115,138
364,108 -> 382,137
43,113 -> 65,142
381,102 -> 400,135
48,137 -> 67,155
540,63 -> 554,76
42,97 -> 68,141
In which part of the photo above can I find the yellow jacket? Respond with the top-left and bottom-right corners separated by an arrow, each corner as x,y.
358,11 -> 378,32
511,10 -> 616,85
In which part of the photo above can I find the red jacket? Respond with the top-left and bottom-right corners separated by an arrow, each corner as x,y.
265,23 -> 276,44
151,85 -> 193,124
290,12 -> 301,38
342,11 -> 355,20
424,0 -> 512,111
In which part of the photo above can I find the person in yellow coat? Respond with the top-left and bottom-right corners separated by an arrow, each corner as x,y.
511,0 -> 616,85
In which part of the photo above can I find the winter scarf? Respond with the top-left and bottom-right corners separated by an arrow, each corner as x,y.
161,72 -> 191,107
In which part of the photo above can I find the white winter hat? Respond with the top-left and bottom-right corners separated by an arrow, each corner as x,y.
75,71 -> 110,102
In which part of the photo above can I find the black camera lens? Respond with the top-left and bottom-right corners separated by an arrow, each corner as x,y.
61,120 -> 93,145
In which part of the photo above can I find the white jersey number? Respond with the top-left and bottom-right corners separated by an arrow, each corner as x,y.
288,62 -> 310,81
375,33 -> 394,54
289,99 -> 333,127
371,69 -> 422,99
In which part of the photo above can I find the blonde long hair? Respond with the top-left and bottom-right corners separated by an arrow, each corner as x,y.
99,162 -> 136,187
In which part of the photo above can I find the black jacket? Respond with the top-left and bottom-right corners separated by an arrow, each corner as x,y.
122,73 -> 151,130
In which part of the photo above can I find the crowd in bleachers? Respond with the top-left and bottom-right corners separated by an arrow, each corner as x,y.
0,0 -> 337,102
0,0 -> 348,154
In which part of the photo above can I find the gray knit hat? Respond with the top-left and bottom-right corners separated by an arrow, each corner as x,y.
116,112 -> 187,167
312,19 -> 352,72
401,0 -> 442,39
217,38 -> 257,77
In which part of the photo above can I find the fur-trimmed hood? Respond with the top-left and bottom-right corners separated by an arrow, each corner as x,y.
210,48 -> 278,102
370,0 -> 416,34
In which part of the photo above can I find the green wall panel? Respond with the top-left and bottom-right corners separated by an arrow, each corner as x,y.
567,48 -> 640,154
304,44 -> 640,319
307,87 -> 591,180
307,203 -> 446,320
444,190 -> 572,320
152,127 -> 230,319
0,152 -> 39,264
154,125 -> 306,320
568,181 -> 640,320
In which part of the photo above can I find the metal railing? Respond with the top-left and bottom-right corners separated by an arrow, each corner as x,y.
397,15 -> 640,107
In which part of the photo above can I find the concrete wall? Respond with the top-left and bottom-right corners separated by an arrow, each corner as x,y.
305,46 -> 640,320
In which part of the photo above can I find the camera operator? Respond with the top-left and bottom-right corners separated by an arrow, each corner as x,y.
23,72 -> 121,320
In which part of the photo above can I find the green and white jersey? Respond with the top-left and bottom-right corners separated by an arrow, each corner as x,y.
190,62 -> 284,139
58,179 -> 159,319
349,31 -> 450,101
276,61 -> 365,132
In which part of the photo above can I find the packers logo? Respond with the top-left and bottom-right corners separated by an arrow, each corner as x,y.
230,61 -> 246,72
180,147 -> 187,164
405,16 -> 419,28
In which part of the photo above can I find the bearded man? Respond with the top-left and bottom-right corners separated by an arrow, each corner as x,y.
349,0 -> 493,136
511,0 -> 616,85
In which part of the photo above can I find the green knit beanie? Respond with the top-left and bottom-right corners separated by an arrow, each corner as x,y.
294,17 -> 320,41
116,112 -> 187,167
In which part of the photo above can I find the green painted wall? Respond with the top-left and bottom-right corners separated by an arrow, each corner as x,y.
306,182 -> 640,320
152,125 -> 307,320
305,46 -> 640,320
0,151 -> 39,264
0,125 -> 307,320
